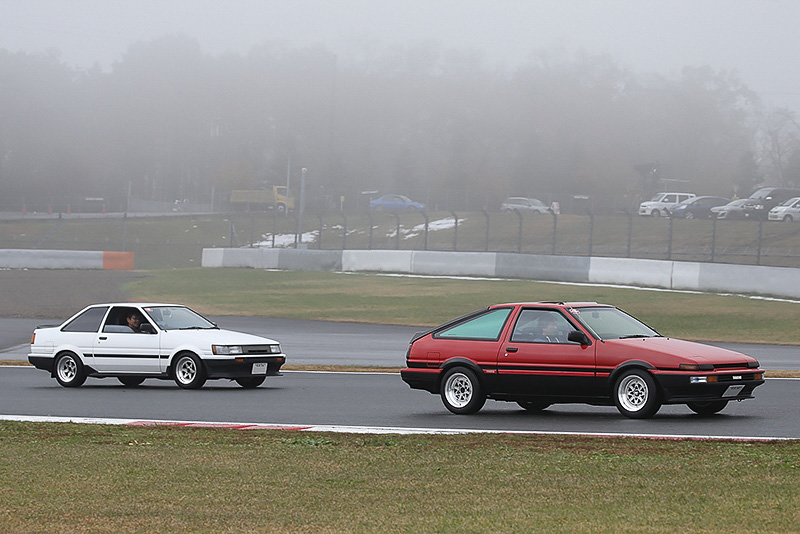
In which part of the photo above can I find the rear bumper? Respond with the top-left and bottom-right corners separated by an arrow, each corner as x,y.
28,355 -> 55,374
400,368 -> 440,394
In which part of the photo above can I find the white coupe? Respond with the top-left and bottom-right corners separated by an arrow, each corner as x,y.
28,303 -> 285,389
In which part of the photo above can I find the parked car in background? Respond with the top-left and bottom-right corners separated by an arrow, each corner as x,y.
748,187 -> 800,220
400,302 -> 764,419
368,194 -> 426,211
768,197 -> 800,222
638,192 -> 695,217
500,197 -> 550,214
28,303 -> 286,389
669,196 -> 730,219
711,198 -> 762,220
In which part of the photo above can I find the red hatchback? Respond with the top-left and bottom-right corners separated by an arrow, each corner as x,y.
400,302 -> 765,418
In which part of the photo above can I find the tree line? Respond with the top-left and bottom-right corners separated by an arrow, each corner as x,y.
1,35 -> 798,213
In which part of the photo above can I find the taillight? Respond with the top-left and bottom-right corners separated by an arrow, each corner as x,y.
30,333 -> 36,344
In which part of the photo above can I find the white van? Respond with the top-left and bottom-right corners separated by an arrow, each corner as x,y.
638,192 -> 696,217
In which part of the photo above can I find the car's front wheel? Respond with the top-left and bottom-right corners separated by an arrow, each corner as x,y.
235,377 -> 266,389
613,369 -> 661,419
55,352 -> 86,388
440,367 -> 486,414
173,353 -> 207,389
651,210 -> 661,217
784,215 -> 794,222
687,400 -> 728,416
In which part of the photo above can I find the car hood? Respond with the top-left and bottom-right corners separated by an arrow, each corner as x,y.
161,328 -> 278,346
605,337 -> 755,365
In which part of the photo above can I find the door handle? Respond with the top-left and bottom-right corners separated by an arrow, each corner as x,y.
99,336 -> 107,341
505,347 -> 518,352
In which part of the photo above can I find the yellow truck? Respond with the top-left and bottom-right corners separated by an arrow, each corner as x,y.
229,186 -> 295,211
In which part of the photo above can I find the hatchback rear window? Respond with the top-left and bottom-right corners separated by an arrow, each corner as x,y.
62,306 -> 109,333
435,308 -> 512,341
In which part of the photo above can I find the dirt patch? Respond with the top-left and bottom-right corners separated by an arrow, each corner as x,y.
0,269 -> 149,318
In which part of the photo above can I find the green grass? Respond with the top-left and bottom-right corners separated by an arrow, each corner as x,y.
128,268 -> 800,344
3,211 -> 800,268
1,421 -> 798,533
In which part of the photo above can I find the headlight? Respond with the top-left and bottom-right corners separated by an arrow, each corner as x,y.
212,345 -> 243,355
270,344 -> 281,354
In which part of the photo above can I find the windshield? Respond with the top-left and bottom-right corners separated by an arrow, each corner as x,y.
750,188 -> 771,200
649,193 -> 666,202
142,306 -> 216,330
571,307 -> 659,340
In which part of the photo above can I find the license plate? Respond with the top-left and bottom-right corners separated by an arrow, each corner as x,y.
252,362 -> 267,375
722,384 -> 745,397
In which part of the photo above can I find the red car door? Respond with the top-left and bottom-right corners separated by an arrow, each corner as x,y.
497,308 -> 598,398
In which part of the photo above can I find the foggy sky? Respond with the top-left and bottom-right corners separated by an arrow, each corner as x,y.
1,0 -> 799,112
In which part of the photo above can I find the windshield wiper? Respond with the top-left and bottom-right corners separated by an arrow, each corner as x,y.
618,334 -> 652,339
179,326 -> 213,330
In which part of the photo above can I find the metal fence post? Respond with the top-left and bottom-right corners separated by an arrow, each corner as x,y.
367,212 -> 374,250
667,214 -> 674,260
272,211 -> 277,248
587,209 -> 594,257
122,212 -> 127,252
422,211 -> 429,251
394,213 -> 400,250
757,219 -> 763,265
340,212 -> 347,250
450,210 -> 459,251
550,208 -> 558,255
482,209 -> 490,252
512,208 -> 523,253
626,210 -> 633,258
317,214 -> 324,249
710,217 -> 717,262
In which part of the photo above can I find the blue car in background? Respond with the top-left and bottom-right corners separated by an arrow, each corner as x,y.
670,196 -> 730,219
368,194 -> 426,211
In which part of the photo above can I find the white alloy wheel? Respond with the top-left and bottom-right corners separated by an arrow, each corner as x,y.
444,372 -> 473,408
174,353 -> 206,389
614,370 -> 661,419
440,367 -> 486,414
618,374 -> 648,412
55,352 -> 86,387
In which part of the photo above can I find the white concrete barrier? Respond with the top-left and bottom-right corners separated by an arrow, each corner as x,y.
411,251 -> 496,276
0,249 -> 134,270
342,250 -> 413,273
589,257 -> 673,288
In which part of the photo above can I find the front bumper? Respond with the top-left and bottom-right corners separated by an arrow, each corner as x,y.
203,355 -> 286,379
655,371 -> 765,404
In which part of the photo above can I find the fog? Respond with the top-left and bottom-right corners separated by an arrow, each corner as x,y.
1,0 -> 799,212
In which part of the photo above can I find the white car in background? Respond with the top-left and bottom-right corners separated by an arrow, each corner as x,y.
500,197 -> 550,214
768,197 -> 800,222
28,303 -> 285,389
638,192 -> 695,217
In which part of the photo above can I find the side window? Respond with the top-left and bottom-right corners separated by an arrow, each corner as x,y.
663,194 -> 677,203
435,308 -> 512,341
511,310 -> 577,344
103,306 -> 152,333
62,307 -> 109,333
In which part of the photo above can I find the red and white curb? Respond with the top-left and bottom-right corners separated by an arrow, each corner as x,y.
0,414 -> 793,441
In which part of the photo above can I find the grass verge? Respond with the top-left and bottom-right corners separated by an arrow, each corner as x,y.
128,268 -> 800,345
1,421 -> 798,533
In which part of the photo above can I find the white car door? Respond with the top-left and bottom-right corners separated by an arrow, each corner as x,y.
92,307 -> 161,374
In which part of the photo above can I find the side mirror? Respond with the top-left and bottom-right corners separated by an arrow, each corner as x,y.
140,323 -> 156,334
568,330 -> 591,345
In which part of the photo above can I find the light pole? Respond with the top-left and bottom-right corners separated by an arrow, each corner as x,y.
297,167 -> 307,245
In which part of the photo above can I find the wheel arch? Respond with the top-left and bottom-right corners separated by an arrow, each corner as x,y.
168,349 -> 204,378
439,358 -> 486,389
51,349 -> 86,377
608,361 -> 657,394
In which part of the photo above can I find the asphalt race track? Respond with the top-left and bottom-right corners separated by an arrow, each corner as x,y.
1,367 -> 799,439
2,316 -> 799,439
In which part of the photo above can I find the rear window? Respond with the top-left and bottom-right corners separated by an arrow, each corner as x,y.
62,307 -> 108,333
435,308 -> 512,341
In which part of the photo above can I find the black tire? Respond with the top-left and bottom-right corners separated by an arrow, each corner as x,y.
54,352 -> 87,388
235,377 -> 266,389
687,400 -> 728,416
613,369 -> 661,419
651,210 -> 661,217
118,376 -> 145,387
685,212 -> 694,220
784,215 -> 793,222
440,367 -> 486,414
173,353 -> 207,389
516,400 -> 551,412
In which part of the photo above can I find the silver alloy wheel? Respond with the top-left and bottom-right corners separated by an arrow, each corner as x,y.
444,372 -> 473,409
617,374 -> 649,413
57,355 -> 77,383
175,355 -> 197,385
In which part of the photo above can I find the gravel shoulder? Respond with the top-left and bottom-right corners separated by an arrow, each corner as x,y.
0,269 -> 148,318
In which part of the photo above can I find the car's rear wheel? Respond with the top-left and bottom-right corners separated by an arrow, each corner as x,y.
687,400 -> 728,416
685,212 -> 694,219
173,353 -> 206,389
440,367 -> 486,414
55,352 -> 86,388
235,377 -> 266,389
118,376 -> 145,387
517,400 -> 551,412
613,369 -> 661,419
